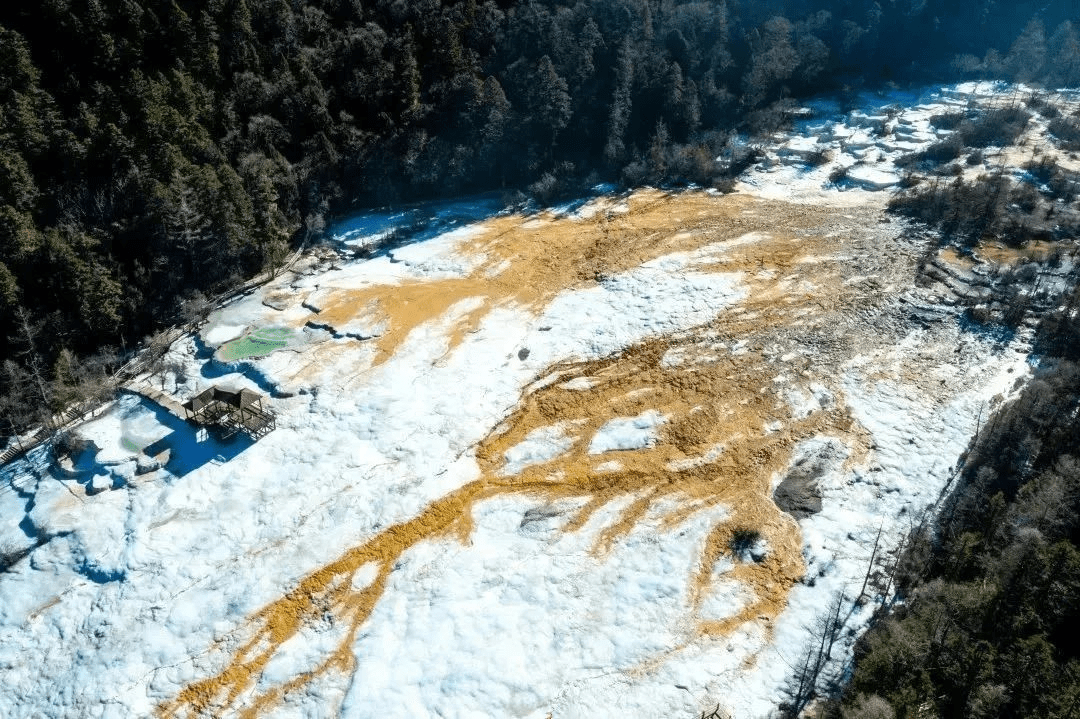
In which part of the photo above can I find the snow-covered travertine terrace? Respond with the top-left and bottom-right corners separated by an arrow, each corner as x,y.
0,83 -> 1050,718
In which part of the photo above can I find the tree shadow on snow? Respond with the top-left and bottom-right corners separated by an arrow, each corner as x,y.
957,312 -> 1018,348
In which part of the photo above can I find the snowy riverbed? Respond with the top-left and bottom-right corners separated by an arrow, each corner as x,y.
0,82 -> 1050,718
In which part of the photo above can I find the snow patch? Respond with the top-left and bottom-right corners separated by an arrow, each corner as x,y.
501,423 -> 578,475
203,324 -> 247,346
588,411 -> 667,454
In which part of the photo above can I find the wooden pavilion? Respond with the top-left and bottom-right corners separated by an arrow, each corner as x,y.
182,386 -> 276,440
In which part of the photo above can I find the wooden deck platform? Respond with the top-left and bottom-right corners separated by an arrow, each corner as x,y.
130,383 -> 189,421
183,386 -> 276,441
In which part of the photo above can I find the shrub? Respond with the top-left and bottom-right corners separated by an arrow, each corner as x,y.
1048,117 -> 1080,150
712,177 -> 737,194
527,173 -> 559,205
620,160 -> 650,187
958,106 -> 1031,148
1027,92 -> 1061,118
929,112 -> 966,130
1048,167 -> 1080,202
898,172 -> 921,189
730,528 -> 762,560
965,304 -> 994,325
721,145 -> 764,177
501,189 -> 529,211
886,172 -> 1056,246
896,135 -> 964,169
0,540 -> 30,573
54,430 -> 91,459
902,108 -> 1031,170
671,143 -> 722,185
806,147 -> 833,167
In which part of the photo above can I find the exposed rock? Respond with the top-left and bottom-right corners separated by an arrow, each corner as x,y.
135,454 -> 165,475
777,136 -> 822,158
749,539 -> 769,563
846,165 -> 901,190
54,456 -> 85,480
262,289 -> 296,311
773,439 -> 849,519
773,473 -> 821,519
520,505 -> 562,529
88,473 -> 112,495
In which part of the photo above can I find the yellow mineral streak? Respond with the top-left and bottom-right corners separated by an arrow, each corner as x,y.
296,190 -> 771,368
936,246 -> 976,272
162,190 -> 890,717
974,238 -> 1059,265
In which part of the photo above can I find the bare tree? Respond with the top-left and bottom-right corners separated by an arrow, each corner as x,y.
857,524 -> 885,604
143,331 -> 173,370
10,306 -> 52,424
0,538 -> 32,574
0,360 -> 37,441
180,291 -> 213,327
697,705 -> 730,719
842,693 -> 896,719
162,358 -> 186,393
165,175 -> 213,278
781,591 -> 848,718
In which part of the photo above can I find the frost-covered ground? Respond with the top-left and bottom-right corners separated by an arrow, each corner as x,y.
0,83 -> 1055,718
738,80 -> 1080,204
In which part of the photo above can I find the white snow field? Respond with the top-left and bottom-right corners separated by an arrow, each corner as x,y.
0,83 -> 1056,718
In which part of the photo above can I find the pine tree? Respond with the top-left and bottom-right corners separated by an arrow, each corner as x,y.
604,39 -> 635,166
1005,18 -> 1047,82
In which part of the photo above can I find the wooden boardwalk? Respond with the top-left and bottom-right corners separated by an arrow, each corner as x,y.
128,383 -> 188,422
1,241 -> 311,470
0,400 -> 101,467
0,387 -> 186,469
0,429 -> 47,468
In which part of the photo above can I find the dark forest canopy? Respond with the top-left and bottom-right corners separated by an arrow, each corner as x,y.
2,0 -> 1080,424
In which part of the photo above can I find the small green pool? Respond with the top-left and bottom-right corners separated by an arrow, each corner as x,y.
217,327 -> 295,362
